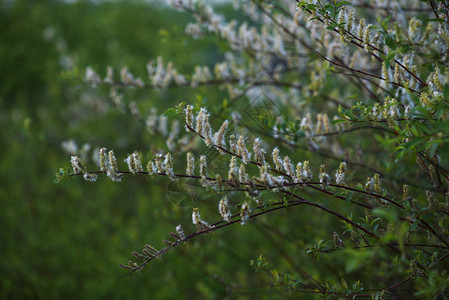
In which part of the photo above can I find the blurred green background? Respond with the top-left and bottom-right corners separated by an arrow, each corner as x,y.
0,1 -> 302,298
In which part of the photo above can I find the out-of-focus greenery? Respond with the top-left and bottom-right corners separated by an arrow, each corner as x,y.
0,1 -> 283,299
7,1 -> 448,299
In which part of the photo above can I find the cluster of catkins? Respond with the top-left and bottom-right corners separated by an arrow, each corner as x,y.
70,106 -> 350,228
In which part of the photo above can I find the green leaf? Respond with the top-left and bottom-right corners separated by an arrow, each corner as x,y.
324,3 -> 334,10
344,109 -> 356,120
341,278 -> 349,289
443,84 -> 449,100
331,118 -> 347,125
392,145 -> 405,153
385,34 -> 397,50
327,23 -> 339,30
270,269 -> 279,281
336,1 -> 350,8
379,15 -> 391,32
295,130 -> 305,138
163,107 -> 178,117
398,45 -> 411,54
410,125 -> 419,136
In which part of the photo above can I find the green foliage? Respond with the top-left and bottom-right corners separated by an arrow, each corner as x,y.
163,102 -> 186,117
3,0 -> 449,299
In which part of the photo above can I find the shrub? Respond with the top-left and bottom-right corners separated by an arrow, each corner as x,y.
60,0 -> 449,298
